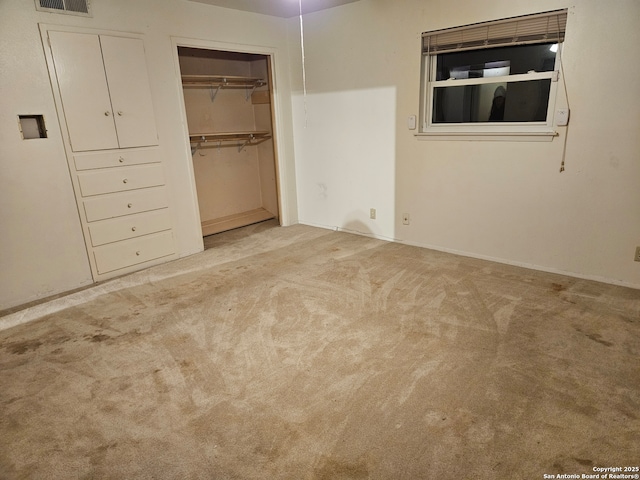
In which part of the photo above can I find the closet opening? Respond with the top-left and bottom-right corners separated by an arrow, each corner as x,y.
177,47 -> 280,239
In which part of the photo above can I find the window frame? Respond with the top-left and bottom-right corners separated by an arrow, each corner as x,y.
418,10 -> 566,140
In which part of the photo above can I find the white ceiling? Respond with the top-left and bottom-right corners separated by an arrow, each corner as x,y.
187,0 -> 361,18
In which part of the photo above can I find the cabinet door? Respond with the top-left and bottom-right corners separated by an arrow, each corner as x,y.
100,36 -> 159,148
49,31 -> 119,151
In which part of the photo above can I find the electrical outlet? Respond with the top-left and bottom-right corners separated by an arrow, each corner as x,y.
370,208 -> 376,220
402,213 -> 410,225
635,246 -> 640,262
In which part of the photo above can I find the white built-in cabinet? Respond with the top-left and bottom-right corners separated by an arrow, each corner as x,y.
49,32 -> 159,152
44,27 -> 176,280
178,48 -> 279,236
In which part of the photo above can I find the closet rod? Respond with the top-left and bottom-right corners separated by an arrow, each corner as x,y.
189,132 -> 271,155
181,74 -> 266,88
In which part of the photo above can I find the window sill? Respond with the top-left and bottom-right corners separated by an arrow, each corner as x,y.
415,130 -> 558,142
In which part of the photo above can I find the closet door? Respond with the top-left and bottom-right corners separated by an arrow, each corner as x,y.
100,36 -> 158,148
49,32 -> 159,151
49,31 -> 119,151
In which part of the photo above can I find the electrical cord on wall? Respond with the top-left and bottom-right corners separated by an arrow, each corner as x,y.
299,0 -> 308,128
558,48 -> 570,173
557,13 -> 570,173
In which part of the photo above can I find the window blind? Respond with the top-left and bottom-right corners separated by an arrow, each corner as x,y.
422,9 -> 568,54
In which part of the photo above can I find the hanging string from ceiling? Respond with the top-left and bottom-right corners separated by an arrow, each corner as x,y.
299,0 -> 308,127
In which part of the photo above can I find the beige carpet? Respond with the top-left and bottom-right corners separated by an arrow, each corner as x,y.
1,221 -> 639,479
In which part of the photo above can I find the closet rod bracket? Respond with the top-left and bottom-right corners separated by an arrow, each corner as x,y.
210,85 -> 221,102
245,84 -> 258,101
238,134 -> 255,152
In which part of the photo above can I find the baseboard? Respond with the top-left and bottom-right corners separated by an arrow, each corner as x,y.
201,208 -> 275,236
299,221 -> 640,290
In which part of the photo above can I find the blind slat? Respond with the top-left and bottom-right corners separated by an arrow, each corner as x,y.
423,9 -> 567,54
462,27 -> 488,43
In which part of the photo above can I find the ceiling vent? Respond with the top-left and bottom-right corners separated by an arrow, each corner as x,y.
35,0 -> 91,16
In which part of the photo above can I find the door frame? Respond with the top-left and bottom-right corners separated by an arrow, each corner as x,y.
170,36 -> 292,241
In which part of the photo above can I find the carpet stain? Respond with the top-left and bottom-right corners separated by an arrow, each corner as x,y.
585,333 -> 613,347
5,339 -> 42,354
314,458 -> 369,480
575,327 -> 614,347
87,334 -> 111,343
1,223 -> 639,479
573,457 -> 594,467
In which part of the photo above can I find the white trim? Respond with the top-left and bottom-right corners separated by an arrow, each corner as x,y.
415,130 -> 557,141
300,221 -> 399,243
169,36 -> 294,230
40,23 -> 145,39
433,70 -> 553,87
293,222 -> 640,290
397,238 -> 640,291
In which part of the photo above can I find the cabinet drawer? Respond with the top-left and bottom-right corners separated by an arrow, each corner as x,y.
88,209 -> 172,246
93,230 -> 175,275
83,186 -> 169,222
77,163 -> 165,197
74,149 -> 160,170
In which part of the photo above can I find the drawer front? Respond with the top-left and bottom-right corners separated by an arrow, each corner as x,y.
77,163 -> 165,197
83,186 -> 168,222
93,230 -> 175,275
74,149 -> 160,171
88,209 -> 173,246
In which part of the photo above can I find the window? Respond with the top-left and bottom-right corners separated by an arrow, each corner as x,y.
420,9 -> 567,137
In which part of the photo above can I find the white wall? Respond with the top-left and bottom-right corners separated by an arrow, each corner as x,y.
290,0 -> 640,287
0,0 -> 298,310
293,87 -> 397,238
2,0 -> 638,311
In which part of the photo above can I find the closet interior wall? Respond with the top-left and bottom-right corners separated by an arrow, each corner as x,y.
178,48 -> 279,237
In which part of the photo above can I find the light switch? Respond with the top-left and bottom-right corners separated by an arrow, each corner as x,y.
556,108 -> 569,126
407,115 -> 417,130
